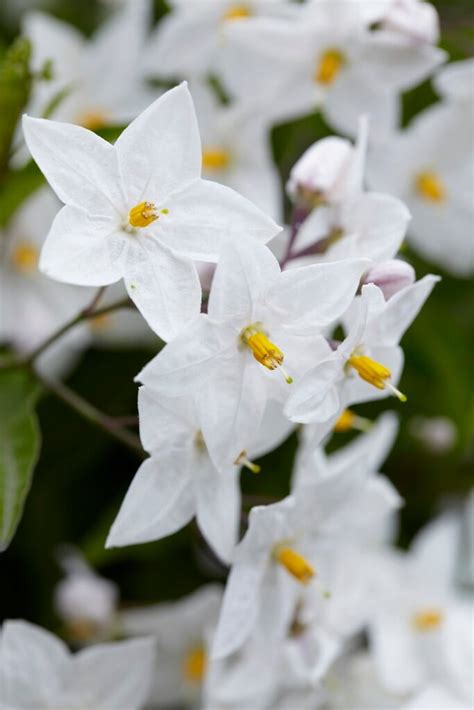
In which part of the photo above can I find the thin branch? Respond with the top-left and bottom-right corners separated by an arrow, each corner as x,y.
35,370 -> 145,458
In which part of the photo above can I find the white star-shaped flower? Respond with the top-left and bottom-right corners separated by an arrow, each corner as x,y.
137,237 -> 369,469
22,83 -> 280,340
0,620 -> 155,709
286,277 -> 439,424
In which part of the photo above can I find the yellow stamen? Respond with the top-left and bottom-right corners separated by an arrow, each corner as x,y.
235,450 -> 261,474
315,49 -> 345,85
77,110 -> 109,131
223,4 -> 251,21
348,355 -> 407,402
241,324 -> 293,383
334,409 -> 373,433
415,171 -> 446,203
128,202 -> 159,228
202,147 -> 231,171
275,546 -> 315,585
11,241 -> 38,273
183,645 -> 207,684
412,608 -> 443,632
194,430 -> 206,452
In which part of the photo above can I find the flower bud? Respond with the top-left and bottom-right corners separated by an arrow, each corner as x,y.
287,137 -> 353,206
54,569 -> 118,641
363,260 -> 415,300
381,0 -> 439,45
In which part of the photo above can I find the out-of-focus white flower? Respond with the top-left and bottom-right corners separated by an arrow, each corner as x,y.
23,84 -> 280,340
190,80 -> 282,219
143,0 -> 295,81
107,386 -> 292,562
434,58 -> 474,103
402,685 -> 472,710
138,237 -> 368,469
409,415 -> 457,453
0,188 -> 90,375
119,585 -> 222,708
54,547 -> 118,643
211,445 -> 400,660
368,97 -> 474,277
379,0 -> 440,45
363,259 -> 416,300
0,619 -> 155,709
286,278 -> 438,424
219,1 -> 446,139
23,0 -> 154,128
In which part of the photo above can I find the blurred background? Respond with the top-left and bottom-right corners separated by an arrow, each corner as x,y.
0,0 -> 472,636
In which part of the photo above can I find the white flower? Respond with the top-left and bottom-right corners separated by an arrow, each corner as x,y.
54,547 -> 118,643
219,1 -> 446,139
368,98 -> 474,277
23,0 -> 153,127
22,83 -> 280,340
0,619 -> 155,709
212,448 -> 400,660
379,0 -> 440,45
106,387 -> 293,562
0,188 -> 90,375
402,685 -> 472,710
137,237 -> 368,469
434,58 -> 474,103
286,277 -> 439,424
119,584 -> 222,707
190,80 -> 282,219
143,0 -> 294,81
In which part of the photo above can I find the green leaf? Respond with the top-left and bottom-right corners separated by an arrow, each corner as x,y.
0,160 -> 44,228
0,37 -> 32,180
0,370 -> 41,552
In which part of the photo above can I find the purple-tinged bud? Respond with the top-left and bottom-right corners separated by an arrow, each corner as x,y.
287,137 -> 353,207
363,260 -> 415,300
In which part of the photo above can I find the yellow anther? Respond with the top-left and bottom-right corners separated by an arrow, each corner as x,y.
183,645 -> 207,684
315,49 -> 345,85
128,202 -> 159,228
77,110 -> 109,131
223,4 -> 251,21
415,171 -> 446,203
412,608 -> 443,632
235,450 -> 261,474
194,430 -> 206,452
275,546 -> 315,585
334,409 -> 373,433
202,147 -> 231,171
348,354 -> 407,402
241,324 -> 293,383
11,241 -> 38,273
89,313 -> 111,332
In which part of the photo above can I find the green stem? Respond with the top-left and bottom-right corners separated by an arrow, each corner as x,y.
34,370 -> 145,458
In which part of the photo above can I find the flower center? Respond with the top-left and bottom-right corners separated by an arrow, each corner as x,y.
315,49 -> 345,85
274,546 -> 315,585
234,450 -> 261,474
348,354 -> 407,402
415,171 -> 446,203
76,110 -> 109,131
241,323 -> 293,383
412,608 -> 443,632
334,408 -> 373,433
183,645 -> 207,684
89,313 -> 111,332
202,147 -> 231,171
128,202 -> 168,228
194,430 -> 206,452
11,241 -> 38,273
223,4 -> 252,21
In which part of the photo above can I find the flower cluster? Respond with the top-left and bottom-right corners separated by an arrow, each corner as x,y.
0,0 -> 472,708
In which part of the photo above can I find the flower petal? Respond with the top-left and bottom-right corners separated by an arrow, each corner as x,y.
160,179 -> 281,261
114,83 -> 201,205
39,205 -> 126,286
285,357 -> 342,424
208,237 -> 281,322
124,237 -> 201,341
22,115 -> 124,216
106,454 -> 195,548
